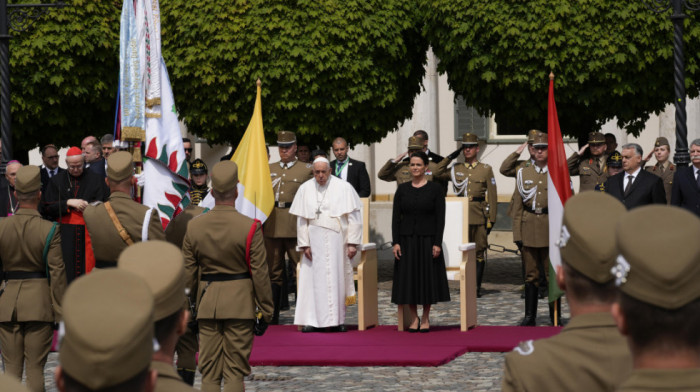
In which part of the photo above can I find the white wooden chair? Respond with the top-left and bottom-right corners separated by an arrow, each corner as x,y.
296,197 -> 378,330
397,197 -> 477,331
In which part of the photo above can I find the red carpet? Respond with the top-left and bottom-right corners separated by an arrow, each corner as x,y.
250,325 -> 561,367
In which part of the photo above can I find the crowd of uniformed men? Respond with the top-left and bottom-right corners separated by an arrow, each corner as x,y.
0,127 -> 699,391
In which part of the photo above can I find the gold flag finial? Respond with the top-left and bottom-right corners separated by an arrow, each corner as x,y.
256,79 -> 261,87
549,72 -> 555,80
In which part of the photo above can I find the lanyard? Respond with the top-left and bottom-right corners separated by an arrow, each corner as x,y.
335,160 -> 348,177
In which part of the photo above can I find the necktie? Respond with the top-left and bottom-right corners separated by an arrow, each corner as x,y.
658,164 -> 664,175
49,169 -> 55,178
624,175 -> 634,195
696,170 -> 700,189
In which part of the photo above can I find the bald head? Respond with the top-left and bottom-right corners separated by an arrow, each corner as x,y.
332,137 -> 349,162
81,135 -> 98,151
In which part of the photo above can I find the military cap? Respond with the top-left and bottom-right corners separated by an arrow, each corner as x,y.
118,241 -> 187,321
607,151 -> 623,168
211,160 -> 239,193
527,129 -> 542,144
408,136 -> 424,150
191,158 -> 208,175
614,205 -> 700,309
277,131 -> 296,147
14,165 -> 41,193
588,131 -> 605,144
60,269 -> 155,390
654,136 -> 670,148
558,192 -> 626,283
532,132 -> 548,147
107,151 -> 134,181
462,133 -> 479,146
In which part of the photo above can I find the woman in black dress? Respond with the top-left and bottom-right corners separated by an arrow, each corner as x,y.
391,152 -> 450,332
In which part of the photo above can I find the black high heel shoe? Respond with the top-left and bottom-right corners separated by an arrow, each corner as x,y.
408,317 -> 420,333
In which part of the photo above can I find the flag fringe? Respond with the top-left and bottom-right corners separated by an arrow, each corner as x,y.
145,97 -> 161,107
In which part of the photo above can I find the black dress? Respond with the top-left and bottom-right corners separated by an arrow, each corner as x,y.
391,181 -> 450,305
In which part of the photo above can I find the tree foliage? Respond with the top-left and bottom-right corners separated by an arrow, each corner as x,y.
160,0 -> 428,148
422,0 -> 700,138
11,0 -> 120,152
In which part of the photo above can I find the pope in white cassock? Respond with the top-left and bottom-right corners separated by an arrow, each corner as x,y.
289,157 -> 362,332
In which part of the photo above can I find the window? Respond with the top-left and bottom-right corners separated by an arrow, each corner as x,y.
453,96 -> 489,141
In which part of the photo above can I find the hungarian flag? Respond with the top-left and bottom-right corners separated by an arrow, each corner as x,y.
200,81 -> 274,222
142,58 -> 191,229
546,73 -> 571,305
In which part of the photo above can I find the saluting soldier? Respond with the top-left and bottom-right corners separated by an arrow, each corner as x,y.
612,206 -> 700,391
502,192 -> 632,392
265,131 -> 313,323
378,135 -> 447,187
183,161 -> 273,392
567,131 -> 609,192
435,133 -> 497,297
164,203 -> 205,385
119,241 -> 196,392
643,136 -> 675,203
511,133 -> 558,326
83,151 -> 165,268
55,269 -> 158,392
0,166 -> 67,392
501,129 -> 547,298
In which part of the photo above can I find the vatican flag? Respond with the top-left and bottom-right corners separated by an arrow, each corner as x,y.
201,80 -> 273,222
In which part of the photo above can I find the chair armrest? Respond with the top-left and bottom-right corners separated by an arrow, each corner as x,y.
359,243 -> 376,251
459,243 -> 476,252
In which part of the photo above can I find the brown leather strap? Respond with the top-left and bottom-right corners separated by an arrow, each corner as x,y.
103,201 -> 134,246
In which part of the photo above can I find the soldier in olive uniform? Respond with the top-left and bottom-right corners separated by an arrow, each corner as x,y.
612,206 -> 700,391
567,131 -> 609,192
378,136 -> 447,188
265,131 -> 313,323
511,133 -> 555,326
502,192 -> 632,392
643,136 -> 675,203
0,166 -> 67,392
0,373 -> 28,392
435,133 -> 497,297
183,161 -> 274,392
55,269 -> 158,392
595,151 -> 624,192
165,204 -> 205,385
83,151 -> 165,268
119,241 -> 196,392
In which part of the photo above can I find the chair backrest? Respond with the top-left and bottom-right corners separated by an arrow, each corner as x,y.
360,197 -> 370,244
443,197 -> 469,280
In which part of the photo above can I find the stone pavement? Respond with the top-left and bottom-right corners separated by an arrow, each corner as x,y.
40,253 -> 569,391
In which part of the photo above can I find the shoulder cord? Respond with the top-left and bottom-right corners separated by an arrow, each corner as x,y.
450,165 -> 469,196
516,167 -> 538,210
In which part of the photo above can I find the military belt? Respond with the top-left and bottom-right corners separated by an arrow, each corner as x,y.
468,196 -> 485,202
524,206 -> 548,215
275,202 -> 291,208
95,260 -> 117,269
201,272 -> 251,282
3,271 -> 46,280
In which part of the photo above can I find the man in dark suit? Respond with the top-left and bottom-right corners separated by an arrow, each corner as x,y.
413,130 -> 444,163
603,143 -> 666,209
39,144 -> 66,192
670,138 -> 700,217
330,137 -> 371,197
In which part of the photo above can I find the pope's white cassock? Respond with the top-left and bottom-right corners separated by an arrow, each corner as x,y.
289,175 -> 362,328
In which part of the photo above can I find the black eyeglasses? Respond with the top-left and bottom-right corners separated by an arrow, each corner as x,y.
46,155 -> 59,159
184,148 -> 193,152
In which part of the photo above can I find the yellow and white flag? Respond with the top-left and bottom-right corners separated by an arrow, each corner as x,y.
201,81 -> 273,222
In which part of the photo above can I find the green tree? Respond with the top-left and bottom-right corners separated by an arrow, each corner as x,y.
11,0 -> 120,152
422,0 -> 700,138
160,0 -> 428,148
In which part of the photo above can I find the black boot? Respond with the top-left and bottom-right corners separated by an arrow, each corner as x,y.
270,284 -> 281,325
549,299 -> 562,326
288,262 -> 297,303
518,283 -> 538,326
476,261 -> 486,298
177,368 -> 196,385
